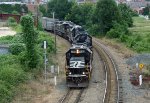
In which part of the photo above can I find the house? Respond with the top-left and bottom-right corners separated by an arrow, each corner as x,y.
117,0 -> 150,14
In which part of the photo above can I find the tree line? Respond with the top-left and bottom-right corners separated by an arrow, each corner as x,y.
0,3 -> 28,14
40,0 -> 137,38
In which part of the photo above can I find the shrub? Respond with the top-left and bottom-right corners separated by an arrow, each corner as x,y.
12,33 -> 24,43
0,35 -> 14,44
120,34 -> 128,42
38,31 -> 55,53
9,43 -> 25,55
135,35 -> 142,41
0,68 -> 27,86
89,24 -> 100,36
7,17 -> 16,23
127,38 -> 136,48
0,55 -> 18,67
7,17 -> 17,27
106,28 -> 122,38
106,22 -> 129,38
0,80 -> 14,103
12,10 -> 19,14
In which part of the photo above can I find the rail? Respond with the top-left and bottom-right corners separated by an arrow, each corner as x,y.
93,38 -> 121,103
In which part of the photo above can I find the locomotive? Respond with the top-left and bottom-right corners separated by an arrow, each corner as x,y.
42,17 -> 93,87
65,45 -> 92,87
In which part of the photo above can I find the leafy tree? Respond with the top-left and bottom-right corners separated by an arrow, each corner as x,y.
65,3 -> 94,28
7,17 -> 17,27
93,0 -> 121,35
39,4 -> 47,17
9,43 -> 25,55
47,0 -> 73,20
118,3 -> 133,27
142,5 -> 150,16
12,10 -> 19,14
20,15 -> 38,69
106,21 -> 129,38
0,4 -> 28,14
0,4 -> 13,13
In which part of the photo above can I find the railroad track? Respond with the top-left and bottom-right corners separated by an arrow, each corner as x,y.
58,88 -> 84,103
93,38 -> 123,103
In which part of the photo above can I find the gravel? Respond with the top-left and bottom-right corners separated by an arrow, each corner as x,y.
95,38 -> 150,103
79,49 -> 105,103
0,27 -> 16,37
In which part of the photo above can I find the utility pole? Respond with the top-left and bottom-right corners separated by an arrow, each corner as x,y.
53,12 -> 58,76
53,12 -> 56,54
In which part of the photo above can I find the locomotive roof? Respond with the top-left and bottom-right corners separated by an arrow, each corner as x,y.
42,17 -> 59,21
70,45 -> 92,54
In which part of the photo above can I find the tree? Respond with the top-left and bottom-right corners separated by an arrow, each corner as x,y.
93,0 -> 121,34
0,4 -> 28,14
47,0 -> 73,20
142,5 -> 150,16
118,3 -> 133,27
39,4 -> 47,17
20,15 -> 38,69
65,3 -> 94,28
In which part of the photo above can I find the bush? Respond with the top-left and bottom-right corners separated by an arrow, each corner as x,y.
7,17 -> 16,23
0,55 -> 28,102
0,35 -> 14,44
128,38 -> 136,48
106,28 -> 122,38
135,35 -> 142,41
89,24 -> 100,36
38,31 -> 55,53
106,22 -> 129,38
0,80 -> 14,103
12,33 -> 24,43
9,43 -> 25,55
7,17 -> 17,27
0,33 -> 24,44
12,10 -> 19,15
0,68 -> 27,86
120,34 -> 128,42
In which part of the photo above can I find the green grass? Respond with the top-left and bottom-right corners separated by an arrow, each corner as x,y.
127,17 -> 150,53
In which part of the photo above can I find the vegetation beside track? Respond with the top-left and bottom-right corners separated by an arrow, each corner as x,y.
0,16 -> 55,102
128,17 -> 150,53
103,17 -> 150,53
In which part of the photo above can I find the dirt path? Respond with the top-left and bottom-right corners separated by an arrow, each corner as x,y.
0,27 -> 16,37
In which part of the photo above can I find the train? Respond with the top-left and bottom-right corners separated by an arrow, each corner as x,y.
42,17 -> 93,87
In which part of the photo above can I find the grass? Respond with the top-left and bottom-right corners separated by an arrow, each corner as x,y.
127,17 -> 150,53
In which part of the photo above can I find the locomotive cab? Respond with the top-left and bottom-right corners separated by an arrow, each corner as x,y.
65,45 -> 93,87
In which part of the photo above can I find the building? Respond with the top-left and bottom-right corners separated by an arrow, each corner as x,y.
117,0 -> 150,14
21,0 -> 48,4
76,0 -> 97,4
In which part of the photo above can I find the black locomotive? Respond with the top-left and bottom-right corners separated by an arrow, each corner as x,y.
42,17 -> 93,87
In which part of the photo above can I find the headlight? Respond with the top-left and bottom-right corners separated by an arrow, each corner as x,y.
69,72 -> 72,75
83,72 -> 85,75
